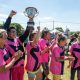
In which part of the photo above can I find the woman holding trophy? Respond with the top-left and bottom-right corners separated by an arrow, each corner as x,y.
3,9 -> 34,80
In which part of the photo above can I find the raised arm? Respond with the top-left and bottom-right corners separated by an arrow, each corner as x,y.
31,26 -> 40,46
3,10 -> 16,30
19,27 -> 33,43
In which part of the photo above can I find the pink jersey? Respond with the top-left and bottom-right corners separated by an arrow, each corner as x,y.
50,44 -> 65,75
70,41 -> 80,69
0,48 -> 10,80
5,37 -> 24,67
38,38 -> 49,62
25,42 -> 41,72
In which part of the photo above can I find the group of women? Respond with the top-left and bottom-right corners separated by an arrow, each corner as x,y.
0,10 -> 80,80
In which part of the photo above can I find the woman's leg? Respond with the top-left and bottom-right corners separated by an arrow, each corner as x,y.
36,70 -> 42,80
77,69 -> 80,80
42,62 -> 49,80
70,68 -> 76,80
53,74 -> 62,80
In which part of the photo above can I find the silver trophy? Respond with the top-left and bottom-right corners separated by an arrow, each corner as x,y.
24,7 -> 39,27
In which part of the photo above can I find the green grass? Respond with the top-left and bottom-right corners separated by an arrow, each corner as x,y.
24,61 -> 77,80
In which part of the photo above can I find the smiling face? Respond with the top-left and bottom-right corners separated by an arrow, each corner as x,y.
58,34 -> 67,47
9,29 -> 17,39
46,32 -> 51,40
41,30 -> 51,40
29,32 -> 36,41
59,39 -> 67,47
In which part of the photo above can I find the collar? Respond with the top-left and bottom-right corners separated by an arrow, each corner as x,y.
58,44 -> 64,49
7,37 -> 14,42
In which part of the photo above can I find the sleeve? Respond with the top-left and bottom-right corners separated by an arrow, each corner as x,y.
39,40 -> 46,50
0,53 -> 5,66
53,47 -> 60,58
69,44 -> 74,54
3,17 -> 12,30
19,28 -> 30,43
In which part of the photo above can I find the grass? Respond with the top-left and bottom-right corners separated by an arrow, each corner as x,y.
24,61 -> 77,80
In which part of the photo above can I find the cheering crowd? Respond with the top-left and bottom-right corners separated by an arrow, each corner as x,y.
0,10 -> 80,80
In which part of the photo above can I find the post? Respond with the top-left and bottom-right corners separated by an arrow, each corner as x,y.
53,20 -> 54,30
39,21 -> 40,26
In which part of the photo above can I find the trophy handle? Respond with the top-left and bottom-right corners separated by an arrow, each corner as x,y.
23,11 -> 28,17
34,11 -> 39,17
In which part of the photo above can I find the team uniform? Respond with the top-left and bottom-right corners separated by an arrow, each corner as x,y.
3,17 -> 30,80
70,42 -> 80,80
0,48 -> 12,80
38,38 -> 50,69
25,41 -> 42,78
50,44 -> 65,80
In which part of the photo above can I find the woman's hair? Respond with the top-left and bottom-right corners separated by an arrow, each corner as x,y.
73,33 -> 78,38
41,28 -> 50,38
29,32 -> 37,41
0,29 -> 6,38
57,33 -> 67,43
7,27 -> 16,32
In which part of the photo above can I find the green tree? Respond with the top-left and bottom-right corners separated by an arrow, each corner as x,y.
55,27 -> 64,32
0,24 -> 3,29
10,23 -> 24,36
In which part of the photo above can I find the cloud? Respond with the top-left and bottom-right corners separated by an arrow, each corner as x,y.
0,14 -> 7,19
18,12 -> 24,16
38,17 -> 53,21
43,17 -> 53,20
0,14 -> 8,22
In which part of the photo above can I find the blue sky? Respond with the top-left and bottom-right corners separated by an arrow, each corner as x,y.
0,0 -> 80,31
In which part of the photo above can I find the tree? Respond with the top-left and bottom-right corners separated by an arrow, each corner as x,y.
55,27 -> 64,32
0,24 -> 3,29
10,23 -> 24,36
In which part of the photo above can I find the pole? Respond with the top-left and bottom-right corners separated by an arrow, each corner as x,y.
39,21 -> 40,26
53,20 -> 54,30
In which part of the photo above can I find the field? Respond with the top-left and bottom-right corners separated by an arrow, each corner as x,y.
24,61 -> 77,80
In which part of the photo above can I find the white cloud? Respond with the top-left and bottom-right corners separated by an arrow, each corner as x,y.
17,12 -> 24,16
0,14 -> 7,19
38,17 -> 53,21
43,17 -> 53,20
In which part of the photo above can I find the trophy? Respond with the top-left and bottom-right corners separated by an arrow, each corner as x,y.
24,7 -> 39,29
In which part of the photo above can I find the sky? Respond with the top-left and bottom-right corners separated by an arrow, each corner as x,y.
0,0 -> 80,31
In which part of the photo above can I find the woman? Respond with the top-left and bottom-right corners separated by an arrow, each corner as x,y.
38,28 -> 51,80
50,34 -> 73,80
25,27 -> 42,80
3,10 -> 32,80
69,33 -> 80,80
0,29 -> 21,80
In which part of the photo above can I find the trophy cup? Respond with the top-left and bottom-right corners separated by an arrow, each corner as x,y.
24,7 -> 39,30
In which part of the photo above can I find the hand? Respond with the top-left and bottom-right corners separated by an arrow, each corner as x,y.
67,65 -> 71,68
9,10 -> 17,17
37,26 -> 40,31
13,50 -> 22,61
67,56 -> 75,61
